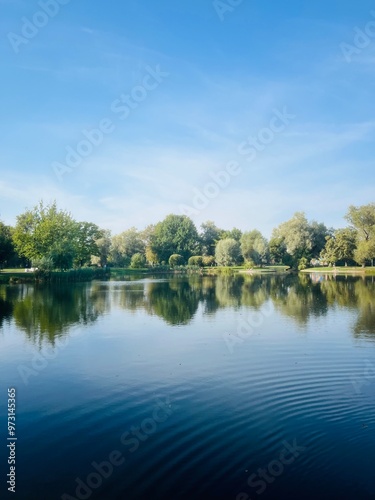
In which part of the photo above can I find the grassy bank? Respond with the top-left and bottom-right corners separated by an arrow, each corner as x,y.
0,264 -> 293,284
238,265 -> 290,274
110,267 -> 181,279
300,266 -> 375,275
111,265 -> 291,277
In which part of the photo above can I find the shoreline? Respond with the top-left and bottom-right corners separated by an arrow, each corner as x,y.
300,267 -> 375,275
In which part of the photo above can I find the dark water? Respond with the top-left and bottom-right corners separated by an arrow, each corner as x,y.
0,274 -> 374,500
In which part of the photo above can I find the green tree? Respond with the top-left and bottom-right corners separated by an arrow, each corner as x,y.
12,201 -> 76,270
354,240 -> 375,267
345,203 -> 375,266
131,253 -> 146,268
32,256 -> 54,272
320,228 -> 357,266
309,221 -> 331,257
169,254 -> 184,267
92,230 -> 111,267
110,227 -> 145,267
269,236 -> 289,265
240,230 -> 269,265
140,224 -> 156,248
345,203 -> 375,242
200,221 -> 222,256
0,222 -> 14,268
50,239 -> 75,270
145,246 -> 158,266
220,227 -> 242,242
272,212 -> 328,267
188,256 -> 204,267
141,224 -> 158,265
272,212 -> 312,261
151,215 -> 200,262
298,257 -> 309,271
73,222 -> 103,267
202,255 -> 216,267
215,238 -> 241,266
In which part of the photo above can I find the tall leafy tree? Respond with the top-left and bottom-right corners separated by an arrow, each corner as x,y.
240,230 -> 269,265
200,221 -> 222,256
12,201 -> 76,269
150,215 -> 200,263
272,212 -> 312,261
269,236 -> 289,265
141,224 -> 157,265
94,230 -> 111,267
141,224 -> 156,247
309,221 -> 331,257
354,240 -> 375,267
320,228 -> 357,266
345,203 -> 375,266
0,221 -> 14,267
272,212 -> 328,267
73,222 -> 103,267
220,227 -> 242,242
345,203 -> 375,242
215,238 -> 241,266
110,227 -> 145,267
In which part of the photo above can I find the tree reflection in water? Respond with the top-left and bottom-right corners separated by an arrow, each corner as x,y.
1,274 -> 374,344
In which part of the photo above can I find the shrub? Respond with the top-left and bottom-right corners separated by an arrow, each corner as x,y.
169,254 -> 184,267
188,256 -> 203,267
202,256 -> 216,267
32,256 -> 54,272
130,253 -> 146,269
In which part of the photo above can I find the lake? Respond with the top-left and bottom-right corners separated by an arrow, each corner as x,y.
0,273 -> 374,499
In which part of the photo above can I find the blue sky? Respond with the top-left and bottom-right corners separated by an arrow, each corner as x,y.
0,0 -> 374,237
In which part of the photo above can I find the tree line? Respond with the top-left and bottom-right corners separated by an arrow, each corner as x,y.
0,201 -> 374,271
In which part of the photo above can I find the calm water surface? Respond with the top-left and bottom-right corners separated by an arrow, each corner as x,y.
0,274 -> 374,500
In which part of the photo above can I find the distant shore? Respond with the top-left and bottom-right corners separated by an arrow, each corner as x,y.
0,265 -> 292,284
0,268 -> 109,284
2,265 -> 374,284
300,266 -> 375,275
